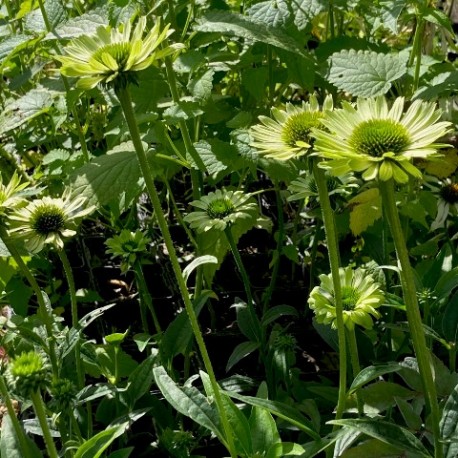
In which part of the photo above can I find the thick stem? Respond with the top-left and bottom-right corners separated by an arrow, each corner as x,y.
379,179 -> 442,458
312,163 -> 347,423
0,227 -> 58,378
116,86 -> 237,458
30,390 -> 59,458
58,249 -> 84,389
347,328 -> 364,416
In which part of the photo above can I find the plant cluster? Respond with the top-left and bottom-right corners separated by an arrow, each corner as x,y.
1,0 -> 458,457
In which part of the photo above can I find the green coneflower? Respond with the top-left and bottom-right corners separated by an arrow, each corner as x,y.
7,351 -> 50,397
250,95 -> 333,161
8,192 -> 95,253
0,172 -> 29,216
308,267 -> 385,330
314,96 -> 452,183
106,229 -> 150,273
57,16 -> 184,90
184,189 -> 258,232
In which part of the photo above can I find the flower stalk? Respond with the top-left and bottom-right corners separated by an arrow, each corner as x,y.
115,85 -> 237,457
312,162 -> 347,422
379,178 -> 442,458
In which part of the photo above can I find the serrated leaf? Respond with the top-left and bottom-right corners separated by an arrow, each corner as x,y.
380,0 -> 406,33
327,419 -> 431,457
193,139 -> 240,178
68,141 -> 148,207
248,0 -> 292,28
24,0 -> 67,32
291,0 -> 329,30
187,69 -> 214,102
328,49 -> 407,97
0,88 -> 55,134
173,50 -> 206,74
194,10 -> 306,57
163,101 -> 204,123
348,188 -> 382,235
46,11 -> 108,39
0,34 -> 38,65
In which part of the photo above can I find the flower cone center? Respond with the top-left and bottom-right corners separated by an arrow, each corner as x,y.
32,206 -> 66,235
440,183 -> 458,204
349,119 -> 410,157
281,112 -> 322,147
207,198 -> 235,219
93,42 -> 132,70
341,285 -> 360,311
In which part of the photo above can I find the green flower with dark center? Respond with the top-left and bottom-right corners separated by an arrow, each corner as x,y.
57,17 -> 184,90
308,267 -> 385,330
0,172 -> 29,217
425,176 -> 458,230
314,96 -> 452,183
106,229 -> 150,272
250,95 -> 333,161
9,192 -> 95,253
184,189 -> 258,232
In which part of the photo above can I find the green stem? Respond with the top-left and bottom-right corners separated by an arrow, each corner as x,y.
379,179 -> 442,458
408,14 -> 425,94
346,328 -> 364,417
263,184 -> 284,314
133,261 -> 162,334
57,249 -> 84,389
30,390 -> 59,458
115,86 -> 237,458
0,376 -> 32,457
0,227 -> 58,378
312,163 -> 347,423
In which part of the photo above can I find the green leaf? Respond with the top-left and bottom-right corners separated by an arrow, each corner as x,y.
441,292 -> 458,343
395,397 -> 422,431
261,305 -> 299,327
125,355 -> 156,407
225,390 -> 320,440
193,139 -> 241,179
248,0 -> 292,28
0,34 -> 39,66
24,0 -> 67,32
349,362 -> 403,393
380,0 -> 406,34
107,448 -> 134,458
440,382 -> 458,458
46,11 -> 108,39
68,141 -> 149,207
0,88 -> 56,134
195,10 -> 307,57
163,101 -> 204,123
226,341 -> 260,372
266,442 -> 306,458
328,49 -> 407,97
348,188 -> 382,235
327,419 -> 431,457
187,69 -> 214,102
0,414 -> 43,458
290,0 -> 329,30
74,423 -> 128,458
182,256 -> 218,285
357,381 -> 415,414
339,438 -> 406,457
153,366 -> 224,441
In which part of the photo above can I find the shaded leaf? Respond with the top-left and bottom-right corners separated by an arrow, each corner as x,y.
348,188 -> 382,235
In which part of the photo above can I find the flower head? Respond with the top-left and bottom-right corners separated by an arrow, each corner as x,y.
7,351 -> 50,397
250,95 -> 333,161
57,17 -> 184,90
8,192 -> 95,253
184,189 -> 258,232
106,229 -> 150,272
424,176 -> 458,231
0,172 -> 29,217
308,267 -> 385,330
314,96 -> 452,183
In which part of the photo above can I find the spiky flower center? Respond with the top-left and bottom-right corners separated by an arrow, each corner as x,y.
350,119 -> 410,157
207,198 -> 235,219
32,205 -> 66,236
440,183 -> 458,204
93,42 -> 132,71
341,285 -> 361,311
281,112 -> 322,148
11,352 -> 45,379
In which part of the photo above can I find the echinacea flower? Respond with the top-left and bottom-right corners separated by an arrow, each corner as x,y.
57,17 -> 184,90
8,192 -> 95,253
106,229 -> 150,272
314,96 -> 452,183
184,189 -> 258,232
250,95 -> 333,161
308,267 -> 385,330
425,176 -> 458,231
7,351 -> 50,397
0,172 -> 29,216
